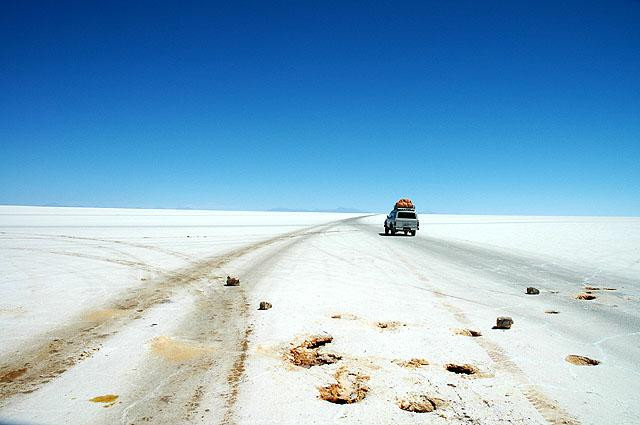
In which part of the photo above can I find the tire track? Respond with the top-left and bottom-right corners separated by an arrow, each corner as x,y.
0,219 -> 361,406
370,224 -> 580,425
1,232 -> 195,262
2,246 -> 162,273
117,218 -> 370,425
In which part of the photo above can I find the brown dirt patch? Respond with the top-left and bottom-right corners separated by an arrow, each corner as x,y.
576,293 -> 596,300
376,321 -> 405,330
454,328 -> 482,337
84,308 -> 128,322
331,313 -> 358,320
288,335 -> 341,368
444,363 -> 478,375
318,367 -> 369,404
565,355 -> 600,366
397,394 -> 445,413
393,358 -> 429,368
150,336 -> 212,362
0,368 -> 27,383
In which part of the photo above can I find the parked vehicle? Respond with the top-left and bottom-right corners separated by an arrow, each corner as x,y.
384,199 -> 419,236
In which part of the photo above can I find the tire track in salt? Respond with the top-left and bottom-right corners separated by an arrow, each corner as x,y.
0,220 -> 358,406
2,246 -> 162,273
368,223 -> 580,425
118,218 -> 372,425
1,232 -> 195,262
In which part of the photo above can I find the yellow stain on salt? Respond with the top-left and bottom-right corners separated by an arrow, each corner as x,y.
150,336 -> 211,362
89,394 -> 119,403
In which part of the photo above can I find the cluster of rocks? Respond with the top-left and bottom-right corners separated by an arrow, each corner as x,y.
224,276 -> 273,311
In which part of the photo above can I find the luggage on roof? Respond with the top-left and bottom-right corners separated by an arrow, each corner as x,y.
395,198 -> 414,209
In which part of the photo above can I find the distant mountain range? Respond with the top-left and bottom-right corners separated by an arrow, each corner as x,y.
31,203 -> 367,213
269,207 -> 366,213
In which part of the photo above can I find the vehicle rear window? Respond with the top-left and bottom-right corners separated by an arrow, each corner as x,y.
397,212 -> 416,219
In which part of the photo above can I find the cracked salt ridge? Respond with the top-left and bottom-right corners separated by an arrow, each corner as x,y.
397,394 -> 446,413
288,335 -> 342,368
318,367 -> 370,404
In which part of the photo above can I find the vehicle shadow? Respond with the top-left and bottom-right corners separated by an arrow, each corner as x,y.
378,233 -> 412,237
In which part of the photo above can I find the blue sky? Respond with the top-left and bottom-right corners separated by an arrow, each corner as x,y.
1,1 -> 639,215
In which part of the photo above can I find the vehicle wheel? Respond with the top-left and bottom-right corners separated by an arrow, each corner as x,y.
390,228 -> 396,235
384,226 -> 389,235
410,230 -> 416,236
404,230 -> 409,235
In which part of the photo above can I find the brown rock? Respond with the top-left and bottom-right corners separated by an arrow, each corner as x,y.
526,287 -> 540,295
258,301 -> 272,310
493,316 -> 513,329
225,276 -> 240,286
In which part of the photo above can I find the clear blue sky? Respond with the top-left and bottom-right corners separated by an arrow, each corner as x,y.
1,1 -> 639,215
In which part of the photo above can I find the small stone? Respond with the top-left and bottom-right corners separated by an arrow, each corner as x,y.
225,276 -> 240,286
258,301 -> 272,310
526,287 -> 540,295
494,316 -> 513,329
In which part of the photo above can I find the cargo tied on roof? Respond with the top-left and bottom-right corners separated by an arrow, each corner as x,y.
395,198 -> 414,209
